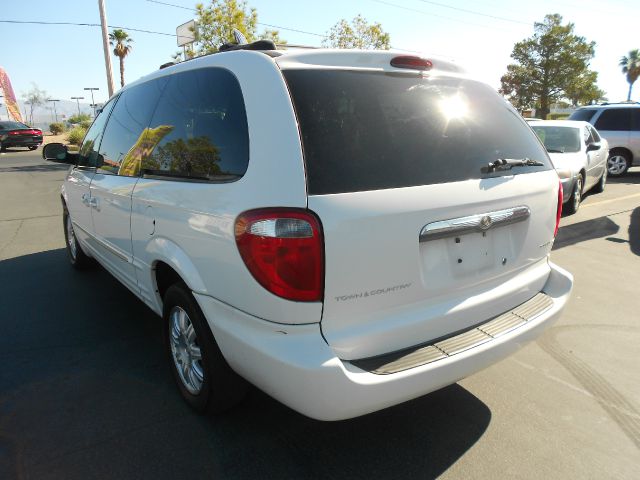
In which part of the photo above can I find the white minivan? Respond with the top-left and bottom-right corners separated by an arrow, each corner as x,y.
44,43 -> 573,421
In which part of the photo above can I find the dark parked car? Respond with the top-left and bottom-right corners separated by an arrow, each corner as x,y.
0,121 -> 43,151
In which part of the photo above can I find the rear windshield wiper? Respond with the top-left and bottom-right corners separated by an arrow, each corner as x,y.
482,158 -> 544,173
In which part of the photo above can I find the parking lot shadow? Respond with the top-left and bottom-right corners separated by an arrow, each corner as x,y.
630,207 -> 640,256
0,163 -> 70,173
553,216 -> 620,250
0,249 -> 491,480
608,168 -> 640,185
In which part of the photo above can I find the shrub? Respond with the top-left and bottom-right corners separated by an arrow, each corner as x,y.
547,113 -> 570,120
49,122 -> 66,135
66,126 -> 88,146
79,120 -> 92,129
68,113 -> 91,124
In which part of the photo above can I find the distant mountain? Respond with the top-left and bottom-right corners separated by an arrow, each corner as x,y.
1,100 -> 101,130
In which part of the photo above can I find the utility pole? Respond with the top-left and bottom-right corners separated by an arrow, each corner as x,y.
98,0 -> 115,97
47,99 -> 60,123
84,87 -> 100,117
71,97 -> 84,116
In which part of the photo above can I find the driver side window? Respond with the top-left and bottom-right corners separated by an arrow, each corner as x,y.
77,97 -> 118,167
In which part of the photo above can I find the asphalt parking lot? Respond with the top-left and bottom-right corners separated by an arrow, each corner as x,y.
1,148 -> 639,479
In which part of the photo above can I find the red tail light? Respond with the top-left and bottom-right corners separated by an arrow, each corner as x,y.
9,129 -> 41,135
390,56 -> 433,71
235,209 -> 324,302
554,180 -> 563,237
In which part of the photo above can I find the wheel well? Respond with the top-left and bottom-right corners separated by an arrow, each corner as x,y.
155,261 -> 185,299
609,147 -> 632,162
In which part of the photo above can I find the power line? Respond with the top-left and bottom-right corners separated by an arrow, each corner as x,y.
0,19 -> 194,40
415,0 -> 531,26
371,0 -> 524,32
145,0 -> 326,38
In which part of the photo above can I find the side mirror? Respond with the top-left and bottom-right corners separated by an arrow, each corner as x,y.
42,143 -> 76,164
586,142 -> 601,152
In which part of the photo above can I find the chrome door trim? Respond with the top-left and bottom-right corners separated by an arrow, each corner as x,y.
419,206 -> 530,242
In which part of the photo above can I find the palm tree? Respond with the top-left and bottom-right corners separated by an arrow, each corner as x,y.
109,29 -> 133,87
620,49 -> 640,101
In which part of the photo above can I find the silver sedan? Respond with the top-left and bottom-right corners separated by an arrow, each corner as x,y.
529,120 -> 608,214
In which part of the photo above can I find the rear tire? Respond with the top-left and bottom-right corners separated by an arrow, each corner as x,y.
163,283 -> 247,414
607,151 -> 630,177
564,174 -> 583,215
28,146 -> 38,151
63,208 -> 95,269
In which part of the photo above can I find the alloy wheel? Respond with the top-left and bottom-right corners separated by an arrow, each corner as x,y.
607,155 -> 628,175
169,306 -> 204,395
66,215 -> 78,260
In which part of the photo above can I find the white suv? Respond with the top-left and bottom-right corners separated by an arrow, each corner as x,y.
44,45 -> 573,421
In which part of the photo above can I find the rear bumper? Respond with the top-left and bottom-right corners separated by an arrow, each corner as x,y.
1,137 -> 43,147
560,176 -> 577,203
195,261 -> 572,421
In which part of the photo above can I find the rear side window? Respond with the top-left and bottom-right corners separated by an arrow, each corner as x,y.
632,109 -> 640,132
98,77 -> 169,175
141,67 -> 249,181
594,109 -> 632,131
284,70 -> 551,195
569,109 -> 597,123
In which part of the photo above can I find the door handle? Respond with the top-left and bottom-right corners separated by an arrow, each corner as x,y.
89,197 -> 99,209
81,193 -> 91,206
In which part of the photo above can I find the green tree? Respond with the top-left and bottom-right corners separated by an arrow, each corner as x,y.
620,49 -> 640,101
194,0 -> 285,55
500,14 -> 598,118
109,29 -> 134,87
565,71 -> 606,106
323,15 -> 390,50
21,83 -> 47,125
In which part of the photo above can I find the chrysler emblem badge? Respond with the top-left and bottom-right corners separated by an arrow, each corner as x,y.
479,215 -> 493,230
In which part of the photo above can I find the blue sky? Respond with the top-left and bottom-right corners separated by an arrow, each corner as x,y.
0,0 -> 637,108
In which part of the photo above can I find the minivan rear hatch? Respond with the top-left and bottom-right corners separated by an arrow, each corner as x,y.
283,67 -> 559,360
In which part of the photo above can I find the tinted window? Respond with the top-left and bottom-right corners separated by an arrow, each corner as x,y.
140,67 -> 249,181
569,109 -> 597,123
588,126 -> 601,142
594,109 -> 632,131
98,77 -> 168,175
531,126 -> 581,153
77,97 -> 117,167
284,70 -> 551,195
632,109 -> 640,132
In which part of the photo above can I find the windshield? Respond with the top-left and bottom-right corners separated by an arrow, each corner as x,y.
531,126 -> 581,153
0,121 -> 28,130
283,70 -> 551,195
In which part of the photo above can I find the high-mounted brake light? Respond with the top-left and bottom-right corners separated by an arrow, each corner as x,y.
235,209 -> 324,302
554,180 -> 563,237
390,56 -> 433,71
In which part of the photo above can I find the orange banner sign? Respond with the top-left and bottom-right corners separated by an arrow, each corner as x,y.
0,67 -> 23,122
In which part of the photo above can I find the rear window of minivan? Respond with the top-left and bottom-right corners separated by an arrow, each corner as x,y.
284,70 -> 551,195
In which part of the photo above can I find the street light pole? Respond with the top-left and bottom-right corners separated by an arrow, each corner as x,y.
47,99 -> 60,123
84,87 -> 99,117
98,0 -> 115,97
70,97 -> 84,116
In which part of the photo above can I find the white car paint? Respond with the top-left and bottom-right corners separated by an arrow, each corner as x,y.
59,48 -> 573,420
